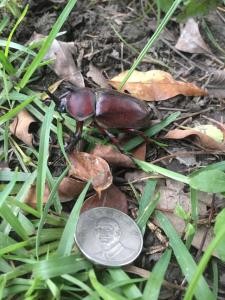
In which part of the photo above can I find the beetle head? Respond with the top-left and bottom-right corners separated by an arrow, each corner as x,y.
58,97 -> 67,113
66,88 -> 96,121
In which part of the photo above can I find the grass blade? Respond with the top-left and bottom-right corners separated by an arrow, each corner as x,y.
57,181 -> 91,256
33,255 -> 91,280
36,166 -> 69,257
62,274 -> 99,300
143,249 -> 172,300
4,4 -> 29,58
108,268 -> 142,299
0,173 -> 17,206
19,0 -> 78,88
156,211 -> 214,300
119,0 -> 183,89
184,209 -> 225,300
36,102 -> 55,212
124,111 -> 180,151
135,159 -> 189,184
137,179 -> 158,234
0,95 -> 35,127
0,50 -> 16,74
89,269 -> 127,300
0,203 -> 28,240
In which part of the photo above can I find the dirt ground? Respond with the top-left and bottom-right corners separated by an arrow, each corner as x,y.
3,0 -> 225,298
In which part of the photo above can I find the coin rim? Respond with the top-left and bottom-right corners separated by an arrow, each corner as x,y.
74,207 -> 143,267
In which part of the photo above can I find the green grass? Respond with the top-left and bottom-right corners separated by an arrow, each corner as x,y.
0,0 -> 224,299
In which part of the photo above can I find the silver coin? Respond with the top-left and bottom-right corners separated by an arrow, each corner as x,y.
75,207 -> 143,267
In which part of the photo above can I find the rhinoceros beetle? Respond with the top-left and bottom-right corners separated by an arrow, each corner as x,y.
59,88 -> 152,151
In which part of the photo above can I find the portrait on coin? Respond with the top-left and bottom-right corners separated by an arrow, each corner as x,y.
93,217 -> 135,261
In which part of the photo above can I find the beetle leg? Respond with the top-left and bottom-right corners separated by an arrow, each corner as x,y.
123,128 -> 155,145
95,124 -> 127,154
66,121 -> 84,153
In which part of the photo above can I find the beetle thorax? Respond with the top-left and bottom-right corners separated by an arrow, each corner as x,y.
66,88 -> 96,121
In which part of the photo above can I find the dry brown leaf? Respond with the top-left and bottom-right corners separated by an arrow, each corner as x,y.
91,142 -> 146,168
9,110 -> 38,147
132,143 -> 146,161
152,179 -> 220,256
109,70 -> 207,101
175,18 -> 211,54
58,177 -> 86,202
29,33 -> 84,87
87,63 -> 111,89
25,184 -> 50,207
154,179 -> 207,235
24,176 -> 86,207
91,144 -> 135,168
125,170 -> 157,195
81,184 -> 128,214
165,128 -> 225,151
191,227 -> 219,258
69,151 -> 113,194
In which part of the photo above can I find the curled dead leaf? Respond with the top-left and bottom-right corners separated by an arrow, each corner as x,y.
81,184 -> 128,214
68,151 -> 113,194
109,70 -> 207,101
25,176 -> 86,207
175,18 -> 211,54
91,142 -> 146,168
165,126 -> 225,151
153,180 -> 218,256
29,33 -> 84,87
25,184 -> 50,208
87,63 -> 110,89
9,110 -> 38,147
58,177 -> 86,202
91,144 -> 135,168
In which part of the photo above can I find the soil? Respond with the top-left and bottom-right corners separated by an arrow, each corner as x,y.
2,0 -> 225,298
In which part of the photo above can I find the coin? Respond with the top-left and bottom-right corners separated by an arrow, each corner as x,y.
75,207 -> 143,267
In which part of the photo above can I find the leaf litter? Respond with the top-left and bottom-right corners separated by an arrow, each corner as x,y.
29,33 -> 84,87
9,110 -> 39,147
165,123 -> 225,150
109,70 -> 207,101
4,2 -> 225,297
175,18 -> 212,54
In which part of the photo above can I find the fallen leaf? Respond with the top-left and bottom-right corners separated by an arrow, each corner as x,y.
87,63 -> 111,89
29,33 -> 84,87
9,110 -> 38,147
25,184 -> 50,207
156,180 -> 205,234
58,177 -> 86,202
132,143 -> 146,161
194,124 -> 224,143
109,70 -> 207,101
165,126 -> 225,150
81,184 -> 128,214
91,142 -> 146,168
68,151 -> 113,194
125,170 -> 157,195
191,227 -> 219,258
175,18 -> 211,54
91,144 -> 135,168
25,176 -> 86,207
154,179 -> 207,235
152,179 -> 220,256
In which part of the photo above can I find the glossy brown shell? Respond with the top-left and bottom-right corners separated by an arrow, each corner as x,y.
95,90 -> 151,129
66,88 -> 95,121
